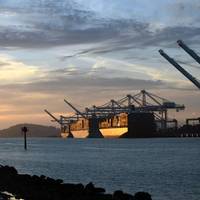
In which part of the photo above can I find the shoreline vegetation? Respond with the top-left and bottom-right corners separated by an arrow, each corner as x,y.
0,165 -> 152,200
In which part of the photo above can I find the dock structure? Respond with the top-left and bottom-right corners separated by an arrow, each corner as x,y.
158,40 -> 200,137
186,117 -> 200,125
45,90 -> 185,138
88,115 -> 103,138
177,117 -> 200,137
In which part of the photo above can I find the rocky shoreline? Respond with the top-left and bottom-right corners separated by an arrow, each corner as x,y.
0,165 -> 152,200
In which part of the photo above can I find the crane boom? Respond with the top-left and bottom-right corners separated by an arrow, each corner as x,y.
64,99 -> 87,119
44,109 -> 61,124
177,40 -> 200,65
159,49 -> 200,90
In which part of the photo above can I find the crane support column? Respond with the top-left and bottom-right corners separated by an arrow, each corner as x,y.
88,115 -> 104,138
67,125 -> 74,138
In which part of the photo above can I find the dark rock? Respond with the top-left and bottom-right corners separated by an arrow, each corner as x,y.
0,165 -> 17,176
84,182 -> 96,194
84,182 -> 106,195
113,190 -> 124,200
0,165 -> 152,200
134,192 -> 152,200
113,190 -> 134,200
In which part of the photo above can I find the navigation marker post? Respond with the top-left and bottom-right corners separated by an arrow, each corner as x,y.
21,126 -> 28,150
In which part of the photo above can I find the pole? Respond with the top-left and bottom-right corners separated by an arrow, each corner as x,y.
21,126 -> 28,150
24,131 -> 27,150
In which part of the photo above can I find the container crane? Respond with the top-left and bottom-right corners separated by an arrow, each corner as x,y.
44,109 -> 61,124
64,99 -> 88,119
44,109 -> 75,137
177,40 -> 200,65
64,99 -> 104,138
45,90 -> 184,137
159,49 -> 200,90
86,90 -> 184,129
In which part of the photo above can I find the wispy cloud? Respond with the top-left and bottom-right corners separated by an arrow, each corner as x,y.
0,0 -> 200,128
0,0 -> 200,51
0,55 -> 42,84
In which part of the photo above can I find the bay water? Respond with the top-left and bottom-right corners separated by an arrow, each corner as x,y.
0,138 -> 199,200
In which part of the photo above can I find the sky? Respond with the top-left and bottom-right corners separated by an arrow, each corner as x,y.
0,0 -> 200,129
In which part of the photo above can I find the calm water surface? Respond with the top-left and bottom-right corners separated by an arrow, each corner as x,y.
0,138 -> 199,200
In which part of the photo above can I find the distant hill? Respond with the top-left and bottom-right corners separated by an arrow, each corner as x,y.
0,124 -> 60,137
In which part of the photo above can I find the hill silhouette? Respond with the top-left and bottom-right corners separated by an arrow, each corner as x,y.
0,124 -> 60,137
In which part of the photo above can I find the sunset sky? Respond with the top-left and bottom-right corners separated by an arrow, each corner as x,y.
0,0 -> 200,129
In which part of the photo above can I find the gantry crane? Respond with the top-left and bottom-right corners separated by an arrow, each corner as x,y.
65,90 -> 184,130
44,109 -> 76,137
45,90 -> 184,137
64,99 -> 104,138
177,40 -> 200,65
159,49 -> 200,90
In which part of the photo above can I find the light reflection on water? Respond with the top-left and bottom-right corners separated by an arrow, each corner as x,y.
0,138 -> 199,200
